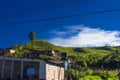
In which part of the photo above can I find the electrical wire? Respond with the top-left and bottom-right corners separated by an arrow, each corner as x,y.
0,8 -> 120,25
0,0 -> 94,19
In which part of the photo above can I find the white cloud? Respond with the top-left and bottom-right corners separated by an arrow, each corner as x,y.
49,25 -> 120,47
52,31 -> 67,36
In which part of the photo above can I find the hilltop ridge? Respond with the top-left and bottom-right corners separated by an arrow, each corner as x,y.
2,40 -> 120,68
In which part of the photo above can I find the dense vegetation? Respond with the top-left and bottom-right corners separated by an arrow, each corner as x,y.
6,40 -> 120,80
8,40 -> 120,68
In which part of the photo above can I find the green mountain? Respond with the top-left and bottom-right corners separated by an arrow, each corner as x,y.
7,40 -> 120,69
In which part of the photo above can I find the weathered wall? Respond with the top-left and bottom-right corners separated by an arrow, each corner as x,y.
0,57 -> 64,80
46,63 -> 64,80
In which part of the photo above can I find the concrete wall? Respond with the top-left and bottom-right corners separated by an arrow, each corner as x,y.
0,57 -> 64,80
0,60 -> 12,79
13,61 -> 21,79
46,63 -> 64,80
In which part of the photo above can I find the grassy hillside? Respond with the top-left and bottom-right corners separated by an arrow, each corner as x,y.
4,40 -> 120,80
7,40 -> 120,68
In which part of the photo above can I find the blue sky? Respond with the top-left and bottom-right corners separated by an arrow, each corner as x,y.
0,0 -> 120,48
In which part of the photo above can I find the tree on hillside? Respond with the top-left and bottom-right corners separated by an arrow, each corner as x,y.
28,31 -> 36,49
29,31 -> 36,42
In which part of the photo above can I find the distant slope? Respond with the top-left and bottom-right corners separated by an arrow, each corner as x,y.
6,40 -> 120,68
9,40 -> 119,56
10,40 -> 73,54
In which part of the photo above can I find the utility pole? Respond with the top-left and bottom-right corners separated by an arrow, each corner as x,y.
67,59 -> 71,80
61,53 -> 68,80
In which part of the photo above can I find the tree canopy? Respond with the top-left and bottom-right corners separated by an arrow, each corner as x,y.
28,31 -> 36,42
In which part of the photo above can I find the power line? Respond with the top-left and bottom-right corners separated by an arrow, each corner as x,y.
1,8 -> 120,25
0,0 -> 94,19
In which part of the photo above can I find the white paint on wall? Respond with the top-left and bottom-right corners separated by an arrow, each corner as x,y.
46,64 -> 64,80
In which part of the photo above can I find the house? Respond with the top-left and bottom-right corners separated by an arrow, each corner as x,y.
0,56 -> 64,80
9,49 -> 15,53
6,48 -> 15,54
0,48 -> 16,56
24,50 -> 57,58
43,50 -> 56,56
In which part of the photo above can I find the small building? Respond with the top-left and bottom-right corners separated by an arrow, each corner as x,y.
0,56 -> 64,80
0,48 -> 16,56
6,48 -> 16,54
43,50 -> 56,56
9,49 -> 15,53
24,50 -> 57,58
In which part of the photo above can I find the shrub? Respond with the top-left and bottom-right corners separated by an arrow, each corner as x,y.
86,68 -> 93,75
108,77 -> 118,80
80,76 -> 102,80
